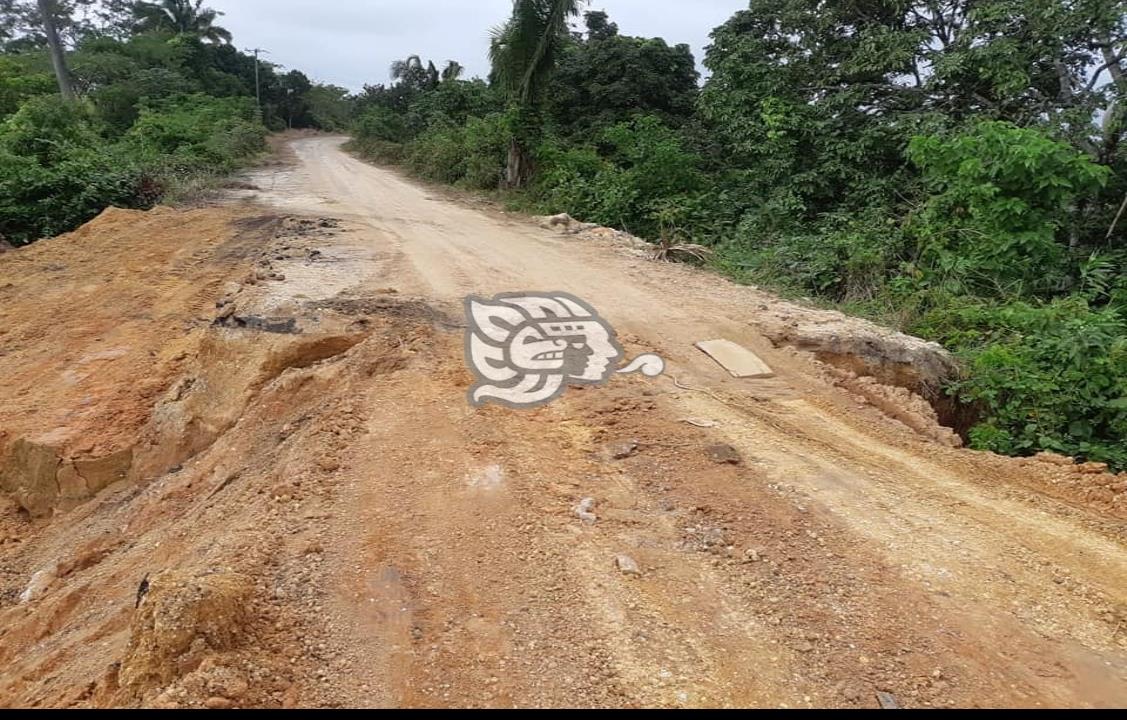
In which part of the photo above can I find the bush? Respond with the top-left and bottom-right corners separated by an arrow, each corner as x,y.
532,142 -> 610,218
403,121 -> 468,184
0,144 -> 147,242
717,206 -> 910,303
924,299 -> 1127,469
127,94 -> 265,170
90,67 -> 197,134
0,58 -> 55,120
347,137 -> 404,164
459,114 -> 509,190
531,115 -> 708,238
1,95 -> 102,164
353,106 -> 409,144
395,113 -> 509,190
0,93 -> 265,244
908,122 -> 1111,297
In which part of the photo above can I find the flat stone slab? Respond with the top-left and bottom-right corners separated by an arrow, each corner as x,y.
695,339 -> 776,379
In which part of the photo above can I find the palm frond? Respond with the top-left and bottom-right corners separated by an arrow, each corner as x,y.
131,0 -> 230,43
518,0 -> 581,105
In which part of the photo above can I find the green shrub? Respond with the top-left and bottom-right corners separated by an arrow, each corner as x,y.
403,121 -> 468,184
395,113 -> 510,190
0,58 -> 55,121
353,106 -> 409,144
715,206 -> 910,304
908,122 -> 1111,297
531,115 -> 707,238
1,95 -> 102,164
0,92 -> 265,244
925,299 -> 1127,469
90,67 -> 196,135
459,113 -> 509,190
127,94 -> 265,169
347,137 -> 404,164
0,143 -> 146,242
532,142 -> 608,217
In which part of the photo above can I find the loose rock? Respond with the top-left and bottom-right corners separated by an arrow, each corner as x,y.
19,567 -> 58,604
706,444 -> 742,466
118,571 -> 253,692
576,497 -> 598,525
615,555 -> 642,576
600,440 -> 639,462
876,691 -> 900,709
1033,452 -> 1076,467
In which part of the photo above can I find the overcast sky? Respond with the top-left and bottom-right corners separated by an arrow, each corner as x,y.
214,1 -> 745,91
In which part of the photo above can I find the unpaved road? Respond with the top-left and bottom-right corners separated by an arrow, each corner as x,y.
241,137 -> 1127,706
1,135 -> 1125,708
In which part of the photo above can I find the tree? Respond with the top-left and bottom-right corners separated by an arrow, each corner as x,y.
390,54 -> 421,83
489,0 -> 586,187
0,56 -> 56,119
2,1 -> 111,50
549,10 -> 698,136
2,0 -> 50,51
355,81 -> 416,114
304,83 -> 352,130
90,0 -> 136,39
699,0 -> 1127,239
409,78 -> 501,127
1,1 -> 21,44
387,54 -> 423,85
582,9 -> 616,41
278,68 -> 311,128
37,0 -> 74,100
132,0 -> 231,44
441,60 -> 464,83
391,55 -> 443,92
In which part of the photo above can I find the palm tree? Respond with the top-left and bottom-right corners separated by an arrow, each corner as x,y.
389,54 -> 423,83
441,60 -> 465,83
391,55 -> 442,91
132,0 -> 232,44
490,0 -> 585,187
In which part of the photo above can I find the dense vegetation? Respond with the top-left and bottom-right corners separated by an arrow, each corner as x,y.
350,1 -> 1127,469
0,0 -> 350,243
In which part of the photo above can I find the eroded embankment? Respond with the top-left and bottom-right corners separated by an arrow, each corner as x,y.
0,298 -> 437,708
539,214 -> 964,442
0,205 -> 446,708
0,209 -> 370,518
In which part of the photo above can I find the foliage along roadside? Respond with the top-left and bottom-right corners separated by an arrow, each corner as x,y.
0,1 -> 353,245
348,4 -> 1127,471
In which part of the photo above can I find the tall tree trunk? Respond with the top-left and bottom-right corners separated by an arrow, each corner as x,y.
504,138 -> 533,189
1098,38 -> 1126,164
37,0 -> 75,102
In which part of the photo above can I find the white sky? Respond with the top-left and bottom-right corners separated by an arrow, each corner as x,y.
214,0 -> 745,90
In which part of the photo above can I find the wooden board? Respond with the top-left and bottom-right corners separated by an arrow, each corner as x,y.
695,339 -> 776,379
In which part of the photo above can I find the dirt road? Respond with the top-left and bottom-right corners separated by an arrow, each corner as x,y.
1,136 -> 1125,708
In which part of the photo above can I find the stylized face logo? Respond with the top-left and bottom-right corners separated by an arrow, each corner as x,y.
465,293 -> 664,409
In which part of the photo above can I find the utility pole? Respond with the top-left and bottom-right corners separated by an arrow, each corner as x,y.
37,0 -> 75,101
246,47 -> 269,110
